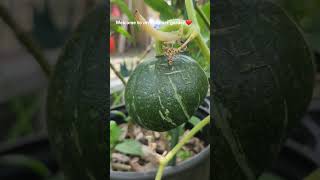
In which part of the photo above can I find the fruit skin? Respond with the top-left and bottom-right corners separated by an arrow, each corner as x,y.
212,1 -> 315,180
47,6 -> 107,180
125,54 -> 208,132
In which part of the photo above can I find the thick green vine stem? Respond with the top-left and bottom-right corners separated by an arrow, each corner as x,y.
154,24 -> 209,64
134,9 -> 209,64
185,0 -> 200,32
0,4 -> 51,77
155,115 -> 210,180
185,0 -> 210,63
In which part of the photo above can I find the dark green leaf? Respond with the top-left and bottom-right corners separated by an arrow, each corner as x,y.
47,7 -> 108,180
115,140 -> 143,156
144,0 -> 176,20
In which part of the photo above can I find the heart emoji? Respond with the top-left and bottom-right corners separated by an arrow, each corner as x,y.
186,19 -> 192,25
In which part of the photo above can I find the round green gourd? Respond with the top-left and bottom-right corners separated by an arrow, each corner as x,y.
125,54 -> 208,132
47,7 -> 107,180
212,1 -> 315,179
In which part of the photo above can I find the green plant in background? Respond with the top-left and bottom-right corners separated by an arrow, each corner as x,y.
7,94 -> 40,142
0,154 -> 52,179
0,154 -> 67,180
120,61 -> 131,77
258,173 -> 285,180
110,0 -> 134,40
111,91 -> 124,108
304,168 -> 320,180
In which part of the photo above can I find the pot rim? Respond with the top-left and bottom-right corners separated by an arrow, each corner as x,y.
110,145 -> 210,178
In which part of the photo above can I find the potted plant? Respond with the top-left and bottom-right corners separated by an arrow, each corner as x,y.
108,0 -> 211,179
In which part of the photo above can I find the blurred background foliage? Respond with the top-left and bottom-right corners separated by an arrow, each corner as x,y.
0,0 -> 105,144
277,0 -> 320,53
0,1 -> 104,180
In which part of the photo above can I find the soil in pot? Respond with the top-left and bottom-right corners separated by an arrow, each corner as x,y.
111,122 -> 206,172
110,101 -> 210,180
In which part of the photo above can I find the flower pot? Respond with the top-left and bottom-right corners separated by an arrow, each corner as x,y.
0,135 -> 58,180
267,98 -> 320,180
110,98 -> 210,180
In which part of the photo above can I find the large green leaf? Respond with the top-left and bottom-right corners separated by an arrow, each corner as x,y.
47,6 -> 107,180
212,0 -> 314,179
144,0 -> 176,20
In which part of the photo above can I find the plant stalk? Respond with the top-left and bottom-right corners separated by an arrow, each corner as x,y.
0,4 -> 51,77
168,127 -> 180,166
185,0 -> 210,63
110,63 -> 127,87
195,4 -> 210,29
134,10 -> 180,42
185,0 -> 200,32
194,31 -> 210,63
155,24 -> 210,64
138,42 -> 153,61
155,115 -> 210,180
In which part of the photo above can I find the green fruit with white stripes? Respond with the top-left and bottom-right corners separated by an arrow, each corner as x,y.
125,54 -> 208,132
